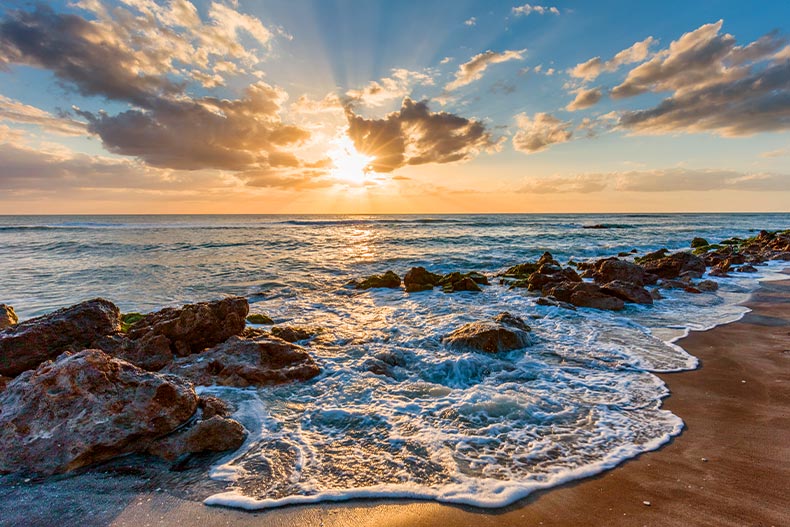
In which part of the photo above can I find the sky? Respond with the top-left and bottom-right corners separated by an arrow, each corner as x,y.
0,0 -> 788,214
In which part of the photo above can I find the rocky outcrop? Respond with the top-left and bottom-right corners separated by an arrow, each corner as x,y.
600,280 -> 653,305
639,252 -> 706,280
350,271 -> 401,290
126,297 -> 248,357
0,350 -> 197,475
164,335 -> 320,388
438,272 -> 487,293
508,253 -> 581,292
91,332 -> 173,372
0,299 -> 120,377
444,312 -> 532,353
404,267 -> 443,292
0,305 -> 17,330
543,282 -> 625,311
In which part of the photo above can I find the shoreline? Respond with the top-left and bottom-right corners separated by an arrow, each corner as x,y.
2,275 -> 787,526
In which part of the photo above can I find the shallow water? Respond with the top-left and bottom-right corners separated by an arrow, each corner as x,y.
0,213 -> 788,509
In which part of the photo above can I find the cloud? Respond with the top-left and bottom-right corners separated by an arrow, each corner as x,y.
512,4 -> 560,16
346,69 -> 434,107
464,17 -> 476,27
518,168 -> 790,193
75,81 -> 310,171
613,22 -> 790,136
344,98 -> 501,172
760,146 -> 789,158
445,49 -> 526,91
569,37 -> 656,82
512,112 -> 572,154
0,95 -> 87,135
566,87 -> 602,111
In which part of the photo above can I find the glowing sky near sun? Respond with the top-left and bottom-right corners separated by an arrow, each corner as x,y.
0,0 -> 788,214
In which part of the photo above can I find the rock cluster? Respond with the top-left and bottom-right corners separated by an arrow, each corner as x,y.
0,296 -> 322,477
354,266 -> 490,294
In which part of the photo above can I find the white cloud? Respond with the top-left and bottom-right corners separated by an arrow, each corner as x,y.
512,112 -> 572,154
512,4 -> 560,16
445,49 -> 526,91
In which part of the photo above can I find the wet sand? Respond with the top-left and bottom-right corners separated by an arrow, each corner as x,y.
2,277 -> 789,527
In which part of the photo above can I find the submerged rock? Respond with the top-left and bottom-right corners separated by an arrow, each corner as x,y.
0,298 -> 120,377
404,267 -> 442,292
0,349 -> 197,475
350,271 -> 401,290
536,296 -> 577,310
271,325 -> 318,343
126,297 -> 248,357
697,280 -> 719,292
444,312 -> 532,353
0,305 -> 17,330
164,335 -> 320,387
246,313 -> 274,325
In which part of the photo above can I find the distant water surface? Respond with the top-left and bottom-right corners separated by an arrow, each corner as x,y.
0,213 -> 788,509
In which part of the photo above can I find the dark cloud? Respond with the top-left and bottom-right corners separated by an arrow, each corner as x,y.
345,98 -> 500,172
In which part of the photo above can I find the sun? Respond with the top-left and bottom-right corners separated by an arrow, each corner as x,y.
327,135 -> 375,185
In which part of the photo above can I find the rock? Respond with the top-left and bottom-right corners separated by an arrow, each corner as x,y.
0,299 -> 121,377
126,297 -> 248,357
697,280 -> 719,292
536,297 -> 577,310
679,270 -> 704,280
736,264 -> 758,273
650,288 -> 663,300
691,237 -> 709,248
0,375 -> 8,391
492,312 -> 531,331
439,274 -> 482,293
684,286 -> 702,294
91,332 -> 173,371
544,282 -> 624,311
708,267 -> 729,277
600,280 -> 653,305
0,305 -> 18,330
164,335 -> 320,388
502,262 -> 539,279
404,267 -> 442,292
592,258 -> 646,286
351,271 -> 401,290
147,415 -> 245,462
246,313 -> 274,325
0,350 -> 197,475
639,252 -> 706,279
120,313 -> 145,333
634,248 -> 669,264
444,314 -> 532,353
198,395 -> 231,419
582,224 -> 608,229
271,325 -> 317,342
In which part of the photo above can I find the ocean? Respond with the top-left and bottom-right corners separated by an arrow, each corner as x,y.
1,213 -> 788,509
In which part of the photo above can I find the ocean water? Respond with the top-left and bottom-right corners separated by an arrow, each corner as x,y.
1,213 -> 788,509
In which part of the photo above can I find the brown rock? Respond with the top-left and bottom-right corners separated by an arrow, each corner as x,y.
198,395 -> 231,419
444,317 -> 532,353
592,259 -> 646,286
0,375 -> 8,391
544,282 -> 625,311
350,271 -> 401,290
0,299 -> 121,377
697,280 -> 719,292
91,333 -> 173,371
536,297 -> 577,310
639,252 -> 706,279
127,297 -> 248,357
404,267 -> 442,292
736,264 -> 758,273
165,335 -> 320,388
271,326 -> 318,343
0,349 -> 197,475
600,280 -> 653,305
147,415 -> 245,462
502,262 -> 539,279
0,305 -> 17,330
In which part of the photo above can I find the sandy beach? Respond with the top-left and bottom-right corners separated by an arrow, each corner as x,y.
0,274 -> 786,527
